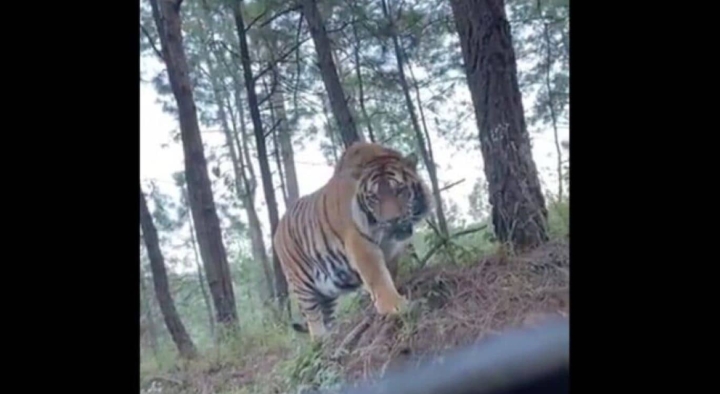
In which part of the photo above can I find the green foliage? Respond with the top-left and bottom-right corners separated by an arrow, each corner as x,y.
276,341 -> 343,394
507,0 -> 570,133
546,198 -> 569,239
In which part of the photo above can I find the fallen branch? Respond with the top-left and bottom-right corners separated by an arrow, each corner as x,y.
146,375 -> 183,386
332,314 -> 374,361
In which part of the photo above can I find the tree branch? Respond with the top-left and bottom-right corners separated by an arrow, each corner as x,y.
244,8 -> 271,32
257,70 -> 280,108
140,24 -> 164,60
332,314 -> 373,361
252,36 -> 311,82
257,5 -> 301,30
263,119 -> 283,139
439,179 -> 465,193
208,40 -> 240,59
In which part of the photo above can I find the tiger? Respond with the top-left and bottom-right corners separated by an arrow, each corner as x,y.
273,141 -> 433,340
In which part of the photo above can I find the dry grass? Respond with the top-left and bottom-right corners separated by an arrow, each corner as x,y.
141,239 -> 569,394
313,239 -> 569,388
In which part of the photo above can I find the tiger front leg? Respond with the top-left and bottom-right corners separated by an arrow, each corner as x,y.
347,231 -> 408,315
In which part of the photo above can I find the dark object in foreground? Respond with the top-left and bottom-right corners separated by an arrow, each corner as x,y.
332,318 -> 569,394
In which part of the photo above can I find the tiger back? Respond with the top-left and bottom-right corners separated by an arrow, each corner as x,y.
273,141 -> 433,340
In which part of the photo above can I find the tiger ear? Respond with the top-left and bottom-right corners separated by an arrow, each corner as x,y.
403,152 -> 419,169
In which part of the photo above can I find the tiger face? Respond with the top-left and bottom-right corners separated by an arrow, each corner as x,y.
354,152 -> 431,240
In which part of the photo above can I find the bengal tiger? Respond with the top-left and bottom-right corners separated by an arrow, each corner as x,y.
273,141 -> 433,340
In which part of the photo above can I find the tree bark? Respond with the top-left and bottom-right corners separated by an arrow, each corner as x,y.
140,271 -> 160,361
449,0 -> 549,250
232,0 -> 289,311
149,0 -> 239,326
140,188 -> 198,359
300,0 -> 363,148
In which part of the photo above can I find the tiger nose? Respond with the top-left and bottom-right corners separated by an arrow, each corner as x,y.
379,197 -> 403,219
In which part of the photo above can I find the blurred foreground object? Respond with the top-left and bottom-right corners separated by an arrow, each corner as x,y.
337,317 -> 569,394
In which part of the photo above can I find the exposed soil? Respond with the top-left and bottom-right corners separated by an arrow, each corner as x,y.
323,240 -> 569,385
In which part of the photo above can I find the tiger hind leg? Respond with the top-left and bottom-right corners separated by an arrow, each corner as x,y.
293,290 -> 338,341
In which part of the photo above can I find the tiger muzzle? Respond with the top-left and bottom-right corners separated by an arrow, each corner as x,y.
390,220 -> 413,241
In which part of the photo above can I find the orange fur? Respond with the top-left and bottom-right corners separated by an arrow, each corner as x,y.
273,142 -> 433,340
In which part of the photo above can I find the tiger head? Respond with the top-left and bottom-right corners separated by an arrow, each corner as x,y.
338,142 -> 433,240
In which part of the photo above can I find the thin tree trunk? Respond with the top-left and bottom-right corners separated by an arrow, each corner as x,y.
300,0 -> 362,148
140,272 -> 160,361
350,0 -> 375,143
210,52 -> 275,301
271,86 -> 300,205
263,78 -> 290,206
381,0 -> 450,241
321,94 -> 340,164
232,0 -> 289,312
209,37 -> 276,301
149,0 -> 238,327
542,21 -> 563,202
257,32 -> 300,205
140,188 -> 198,359
449,0 -> 549,250
184,187 -> 215,338
273,127 -> 289,206
230,82 -> 276,301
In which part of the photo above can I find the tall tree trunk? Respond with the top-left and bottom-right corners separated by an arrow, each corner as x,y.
232,0 -> 289,312
542,21 -> 563,202
300,0 -> 362,148
140,271 -> 160,361
149,0 -> 239,327
449,0 -> 549,250
321,93 -> 341,164
272,125 -> 289,206
140,188 -> 198,359
271,86 -> 301,205
258,34 -> 301,206
350,3 -> 375,143
183,187 -> 215,338
381,0 -> 450,242
229,81 -> 276,301
219,58 -> 276,301
201,45 -> 275,301
264,78 -> 289,206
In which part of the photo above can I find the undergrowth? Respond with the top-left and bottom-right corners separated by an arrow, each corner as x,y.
141,200 -> 569,394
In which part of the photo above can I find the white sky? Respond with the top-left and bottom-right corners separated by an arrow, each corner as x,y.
140,51 -> 568,257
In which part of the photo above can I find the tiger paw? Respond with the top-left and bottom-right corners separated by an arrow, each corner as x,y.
375,293 -> 408,315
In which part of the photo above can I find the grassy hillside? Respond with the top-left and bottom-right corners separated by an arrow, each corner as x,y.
140,201 -> 569,394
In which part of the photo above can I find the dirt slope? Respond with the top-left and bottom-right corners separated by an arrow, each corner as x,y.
319,239 -> 570,386
142,240 -> 569,394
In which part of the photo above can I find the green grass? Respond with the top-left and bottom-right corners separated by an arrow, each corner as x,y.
141,199 -> 570,394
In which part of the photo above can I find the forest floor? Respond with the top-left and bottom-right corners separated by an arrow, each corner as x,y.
141,239 -> 569,394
